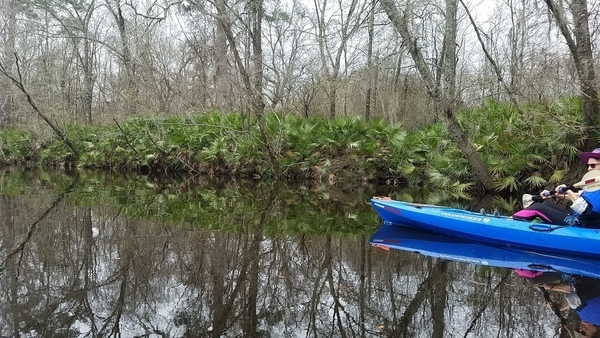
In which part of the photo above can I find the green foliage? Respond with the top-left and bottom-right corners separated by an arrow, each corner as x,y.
461,97 -> 585,191
0,96 -> 590,195
0,129 -> 36,163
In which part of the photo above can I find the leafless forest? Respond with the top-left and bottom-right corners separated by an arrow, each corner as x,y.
0,0 -> 596,131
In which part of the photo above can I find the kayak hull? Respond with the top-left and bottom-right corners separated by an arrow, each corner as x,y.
370,197 -> 600,257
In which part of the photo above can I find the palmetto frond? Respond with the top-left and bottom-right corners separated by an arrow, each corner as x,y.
493,176 -> 519,192
548,169 -> 567,184
523,175 -> 548,189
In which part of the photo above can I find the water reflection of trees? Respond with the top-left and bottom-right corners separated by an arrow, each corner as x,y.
0,179 -> 561,337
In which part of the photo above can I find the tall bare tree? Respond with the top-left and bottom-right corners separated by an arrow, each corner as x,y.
263,2 -> 311,110
0,0 -> 17,126
313,0 -> 369,118
365,0 -> 376,121
459,0 -> 523,111
41,0 -> 101,125
380,0 -> 495,191
543,0 -> 599,130
206,0 -> 281,175
213,20 -> 232,111
104,0 -> 137,115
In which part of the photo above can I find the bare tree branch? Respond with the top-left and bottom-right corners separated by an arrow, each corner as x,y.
459,0 -> 523,113
0,53 -> 80,159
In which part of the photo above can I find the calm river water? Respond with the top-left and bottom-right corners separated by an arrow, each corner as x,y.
0,168 -> 592,337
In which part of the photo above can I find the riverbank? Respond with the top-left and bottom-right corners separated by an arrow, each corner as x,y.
0,98 -> 588,195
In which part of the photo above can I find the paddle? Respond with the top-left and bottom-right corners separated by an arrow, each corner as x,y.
522,170 -> 600,208
522,189 -> 572,209
522,189 -> 572,208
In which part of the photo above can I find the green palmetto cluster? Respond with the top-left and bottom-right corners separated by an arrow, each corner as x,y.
0,128 -> 35,164
0,96 -> 589,195
468,97 -> 584,192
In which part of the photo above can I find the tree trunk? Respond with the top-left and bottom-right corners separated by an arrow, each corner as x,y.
214,22 -> 231,111
380,0 -> 496,191
0,0 -> 17,127
543,0 -> 599,127
250,0 -> 266,117
106,0 -> 137,115
329,83 -> 337,118
365,0 -> 376,121
571,0 -> 599,127
82,38 -> 94,125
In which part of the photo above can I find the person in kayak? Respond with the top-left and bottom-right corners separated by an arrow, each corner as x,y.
548,148 -> 600,227
518,148 -> 600,227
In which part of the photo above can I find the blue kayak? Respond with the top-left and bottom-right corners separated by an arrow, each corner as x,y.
370,197 -> 600,258
370,222 -> 600,279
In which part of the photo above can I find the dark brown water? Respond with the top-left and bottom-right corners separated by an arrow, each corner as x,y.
0,168 -> 584,337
